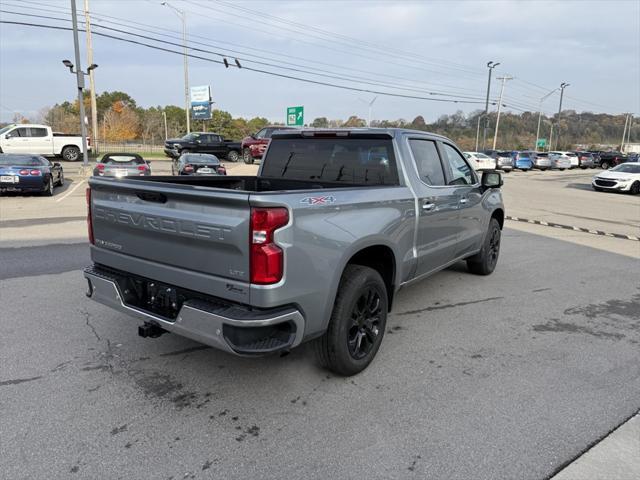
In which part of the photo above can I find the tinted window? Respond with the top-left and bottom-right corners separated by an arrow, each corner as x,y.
441,143 -> 476,185
518,152 -> 531,159
182,154 -> 219,164
262,137 -> 399,185
263,129 -> 276,139
0,154 -> 47,166
205,134 -> 222,143
10,128 -> 29,137
409,139 -> 445,186
255,129 -> 268,139
29,128 -> 48,137
103,155 -> 145,165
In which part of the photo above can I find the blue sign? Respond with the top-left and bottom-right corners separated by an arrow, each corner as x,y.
191,101 -> 211,120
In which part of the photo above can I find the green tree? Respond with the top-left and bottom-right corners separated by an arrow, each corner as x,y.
311,117 -> 329,128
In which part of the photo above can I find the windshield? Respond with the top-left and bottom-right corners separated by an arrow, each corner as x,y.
0,125 -> 16,136
611,164 -> 640,173
262,137 -> 399,185
0,154 -> 47,166
181,133 -> 201,141
183,154 -> 219,164
475,153 -> 491,159
102,155 -> 145,165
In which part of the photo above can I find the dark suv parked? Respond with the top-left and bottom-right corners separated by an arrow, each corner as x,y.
164,132 -> 241,162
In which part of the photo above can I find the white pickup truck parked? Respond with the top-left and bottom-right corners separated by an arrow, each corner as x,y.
0,124 -> 89,161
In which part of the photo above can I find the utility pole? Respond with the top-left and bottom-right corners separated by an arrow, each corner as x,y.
626,115 -> 633,147
70,0 -> 89,170
475,113 -> 485,152
555,82 -> 569,149
620,113 -> 630,152
162,2 -> 190,134
84,0 -> 98,154
492,75 -> 512,150
534,88 -> 558,151
482,61 -> 500,150
162,110 -> 168,139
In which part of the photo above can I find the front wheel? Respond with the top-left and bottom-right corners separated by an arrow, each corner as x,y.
314,265 -> 388,376
630,181 -> 640,195
57,171 -> 65,186
61,146 -> 80,161
243,148 -> 254,164
226,150 -> 240,162
601,161 -> 611,169
467,218 -> 501,275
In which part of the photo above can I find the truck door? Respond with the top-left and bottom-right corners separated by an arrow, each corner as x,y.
406,137 -> 460,276
438,141 -> 485,258
27,127 -> 52,154
2,127 -> 30,154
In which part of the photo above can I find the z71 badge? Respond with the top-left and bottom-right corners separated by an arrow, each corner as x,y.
300,195 -> 336,206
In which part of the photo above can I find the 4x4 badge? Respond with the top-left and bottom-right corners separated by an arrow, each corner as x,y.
300,195 -> 336,206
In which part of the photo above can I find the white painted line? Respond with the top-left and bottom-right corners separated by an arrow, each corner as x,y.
55,179 -> 86,203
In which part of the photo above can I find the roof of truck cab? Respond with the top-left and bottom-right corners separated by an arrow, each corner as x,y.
270,127 -> 452,141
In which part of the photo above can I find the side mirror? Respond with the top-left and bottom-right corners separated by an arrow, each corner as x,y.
53,162 -> 61,167
481,170 -> 503,190
5,133 -> 12,139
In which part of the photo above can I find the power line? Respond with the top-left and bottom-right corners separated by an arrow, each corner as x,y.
0,20 -> 493,107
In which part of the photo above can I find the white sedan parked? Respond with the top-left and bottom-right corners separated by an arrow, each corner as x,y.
592,163 -> 640,194
463,152 -> 497,170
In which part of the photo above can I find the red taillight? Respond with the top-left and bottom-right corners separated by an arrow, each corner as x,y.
250,207 -> 289,284
96,163 -> 105,171
18,169 -> 29,175
218,165 -> 227,175
29,169 -> 41,176
137,165 -> 147,171
86,187 -> 94,245
184,164 -> 194,173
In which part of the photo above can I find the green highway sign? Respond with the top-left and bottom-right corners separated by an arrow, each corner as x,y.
536,138 -> 547,148
287,106 -> 304,126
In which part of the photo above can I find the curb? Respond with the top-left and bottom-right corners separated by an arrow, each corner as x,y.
506,216 -> 640,242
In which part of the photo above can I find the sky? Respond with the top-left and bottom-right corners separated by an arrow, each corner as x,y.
0,0 -> 639,124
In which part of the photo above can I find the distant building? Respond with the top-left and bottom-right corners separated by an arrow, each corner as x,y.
623,143 -> 640,153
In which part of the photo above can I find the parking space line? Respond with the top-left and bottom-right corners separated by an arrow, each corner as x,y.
506,215 -> 640,242
55,180 -> 86,203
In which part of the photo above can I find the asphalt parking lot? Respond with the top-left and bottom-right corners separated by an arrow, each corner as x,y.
1,164 -> 639,479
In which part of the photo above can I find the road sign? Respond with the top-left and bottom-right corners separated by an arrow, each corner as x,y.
190,86 -> 212,120
536,138 -> 547,148
287,106 -> 304,126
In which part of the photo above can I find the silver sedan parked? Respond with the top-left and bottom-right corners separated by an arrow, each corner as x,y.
531,152 -> 551,170
93,153 -> 151,177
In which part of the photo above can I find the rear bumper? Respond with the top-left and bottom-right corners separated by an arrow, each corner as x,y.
163,147 -> 179,158
84,265 -> 305,355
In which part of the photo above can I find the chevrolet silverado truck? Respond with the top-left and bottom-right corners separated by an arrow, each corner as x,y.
0,124 -> 89,161
84,128 -> 505,375
241,126 -> 295,164
164,132 -> 241,162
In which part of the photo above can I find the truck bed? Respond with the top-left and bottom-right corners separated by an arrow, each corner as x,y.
117,175 -> 371,192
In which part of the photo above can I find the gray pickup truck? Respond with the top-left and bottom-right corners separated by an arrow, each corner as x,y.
84,129 -> 504,375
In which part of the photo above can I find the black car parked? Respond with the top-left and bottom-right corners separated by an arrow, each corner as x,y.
164,132 -> 241,162
0,153 -> 64,196
588,151 -> 628,169
172,153 -> 227,176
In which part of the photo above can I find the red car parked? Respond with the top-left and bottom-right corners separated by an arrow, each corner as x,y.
241,126 -> 295,164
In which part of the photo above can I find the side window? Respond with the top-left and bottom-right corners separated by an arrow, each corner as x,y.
264,128 -> 275,139
408,139 -> 446,186
441,143 -> 476,186
255,129 -> 267,139
30,128 -> 48,137
13,128 -> 29,137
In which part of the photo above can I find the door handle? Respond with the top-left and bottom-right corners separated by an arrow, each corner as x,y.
422,201 -> 436,211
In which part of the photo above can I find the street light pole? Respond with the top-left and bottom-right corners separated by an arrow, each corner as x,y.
162,2 -> 190,134
475,113 -> 485,152
534,88 -> 559,151
492,75 -> 512,150
555,82 -> 569,149
83,0 -> 99,154
620,113 -> 629,152
482,61 -> 500,150
70,0 -> 90,170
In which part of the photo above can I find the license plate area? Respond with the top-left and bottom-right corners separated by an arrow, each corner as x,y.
1,175 -> 18,183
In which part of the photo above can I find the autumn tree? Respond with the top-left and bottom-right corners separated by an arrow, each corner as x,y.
103,101 -> 140,142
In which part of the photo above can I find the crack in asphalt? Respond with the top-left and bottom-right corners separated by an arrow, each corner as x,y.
82,310 -> 101,342
398,296 -> 504,316
0,376 -> 43,387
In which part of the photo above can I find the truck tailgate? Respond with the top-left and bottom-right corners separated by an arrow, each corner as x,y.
89,178 -> 251,292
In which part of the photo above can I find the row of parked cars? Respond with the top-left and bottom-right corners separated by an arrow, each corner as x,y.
463,150 -> 634,172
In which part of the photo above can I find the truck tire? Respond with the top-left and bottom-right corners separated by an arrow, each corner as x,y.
601,161 -> 610,169
314,265 -> 387,376
466,218 -> 501,275
61,146 -> 80,161
227,150 -> 240,162
243,148 -> 254,164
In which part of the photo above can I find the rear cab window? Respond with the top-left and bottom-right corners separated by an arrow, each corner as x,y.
103,155 -> 145,165
262,136 -> 399,185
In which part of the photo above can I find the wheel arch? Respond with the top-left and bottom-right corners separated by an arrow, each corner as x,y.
344,244 -> 397,312
491,208 -> 504,230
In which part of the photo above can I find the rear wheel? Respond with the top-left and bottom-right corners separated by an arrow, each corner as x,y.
227,150 -> 240,162
601,161 -> 611,169
314,265 -> 387,376
243,148 -> 253,164
42,177 -> 54,196
61,146 -> 80,161
467,218 -> 501,275
57,171 -> 65,186
630,182 -> 640,195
